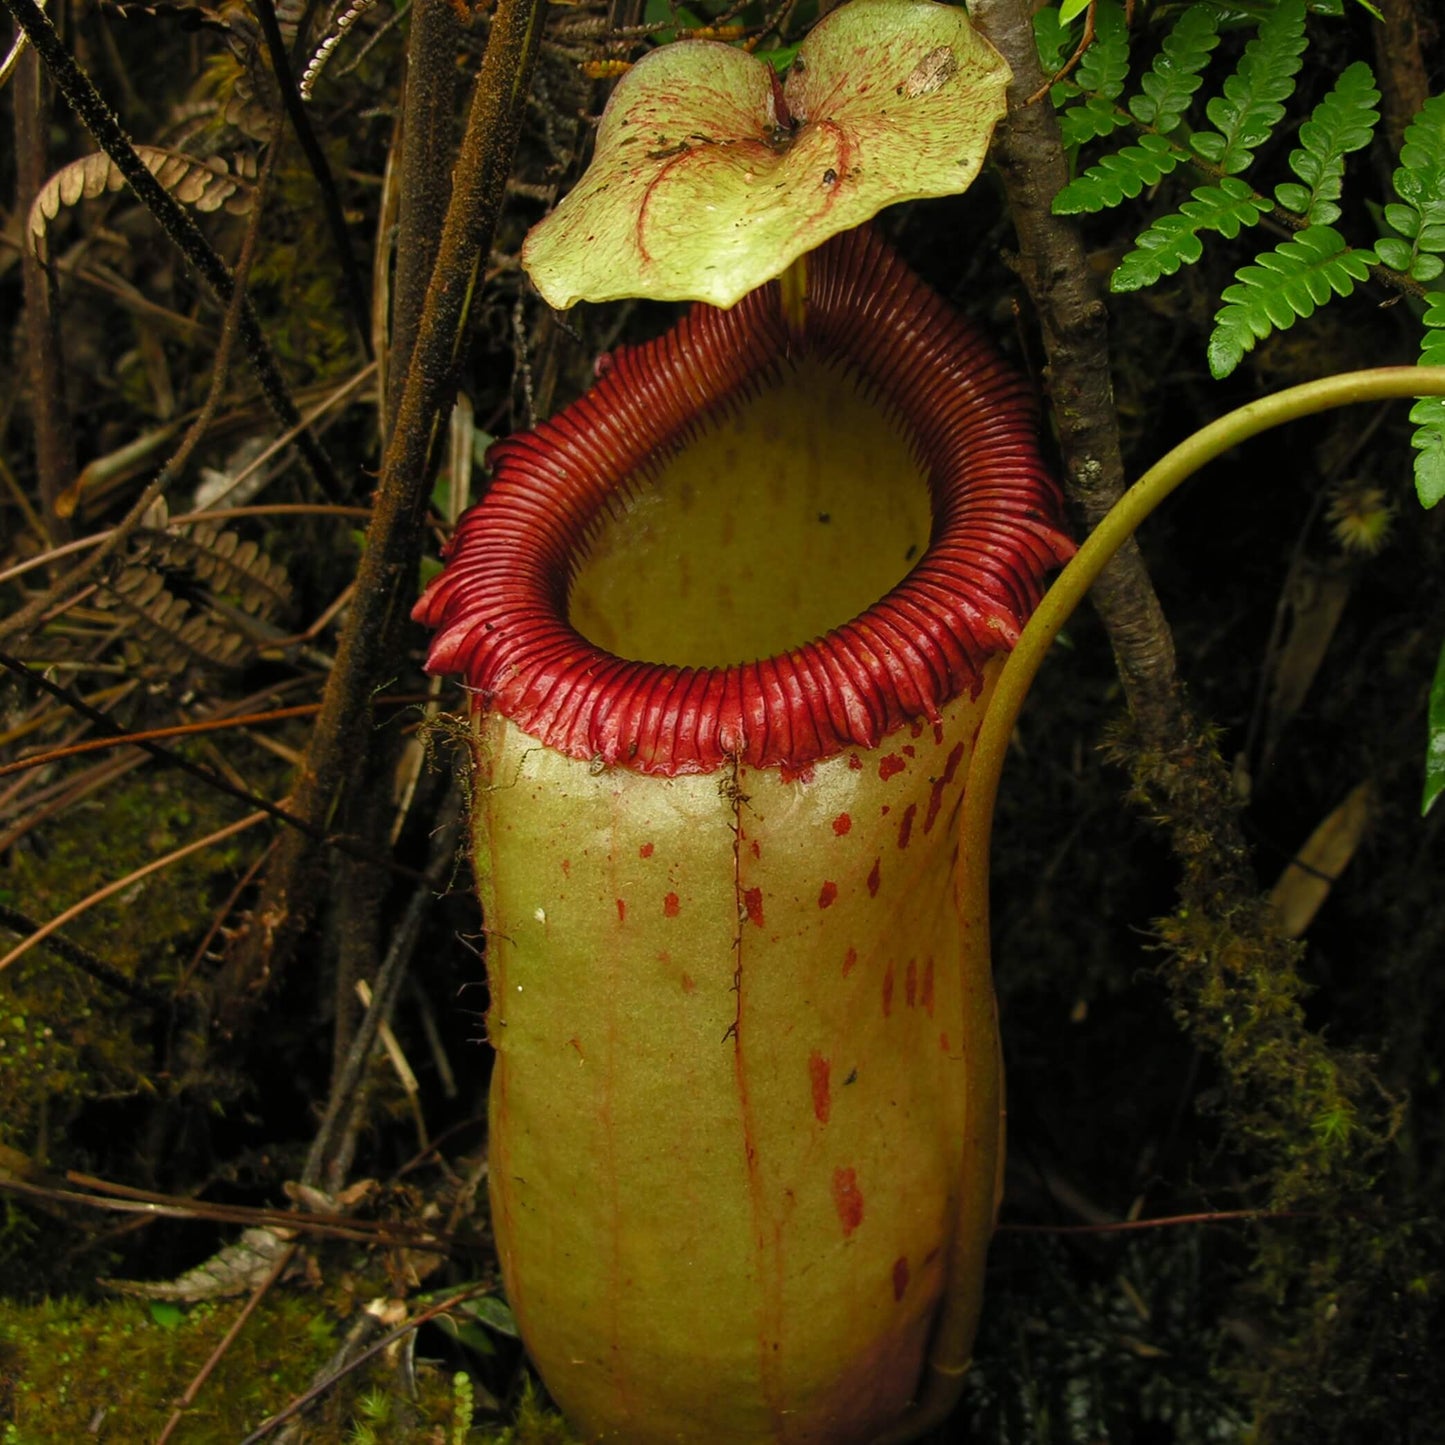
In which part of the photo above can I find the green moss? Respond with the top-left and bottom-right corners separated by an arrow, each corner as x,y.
0,1293 -> 336,1443
0,766 -> 256,1151
476,1378 -> 581,1444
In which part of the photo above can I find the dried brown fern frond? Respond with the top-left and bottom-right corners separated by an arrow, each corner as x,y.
134,500 -> 292,620
100,565 -> 251,672
83,500 -> 293,678
28,146 -> 256,260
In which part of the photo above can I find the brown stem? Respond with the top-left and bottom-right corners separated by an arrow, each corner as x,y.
384,0 -> 461,432
972,0 -> 1184,752
13,42 -> 73,543
1372,0 -> 1432,156
222,0 -> 549,1033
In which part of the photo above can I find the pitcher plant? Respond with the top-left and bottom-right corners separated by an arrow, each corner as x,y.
412,4 -> 1076,1440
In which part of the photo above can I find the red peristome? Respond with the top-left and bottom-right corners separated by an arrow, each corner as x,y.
414,225 -> 1073,776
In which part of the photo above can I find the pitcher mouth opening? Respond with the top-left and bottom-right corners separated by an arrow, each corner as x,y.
414,225 -> 1073,777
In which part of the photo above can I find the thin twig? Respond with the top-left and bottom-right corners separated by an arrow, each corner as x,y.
303,795 -> 463,1193
14,38 -> 74,538
0,704 -> 322,776
0,1172 -> 451,1248
998,1208 -> 1315,1235
0,693 -> 429,777
0,500 -> 374,591
176,837 -> 278,996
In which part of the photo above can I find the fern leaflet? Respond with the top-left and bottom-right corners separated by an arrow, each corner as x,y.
1055,134 -> 1185,214
1273,61 -> 1380,225
1208,227 -> 1373,378
1034,5 -> 1070,84
1058,0 -> 1132,148
1375,94 -> 1445,284
1412,294 -> 1445,507
1190,0 -> 1309,175
1127,4 -> 1220,135
1112,179 -> 1269,292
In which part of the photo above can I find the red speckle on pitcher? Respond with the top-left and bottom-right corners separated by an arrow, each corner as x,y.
832,1167 -> 864,1236
832,812 -> 852,836
818,881 -> 838,909
809,1051 -> 831,1124
892,1256 -> 910,1301
923,742 -> 967,835
744,888 -> 765,927
663,892 -> 680,918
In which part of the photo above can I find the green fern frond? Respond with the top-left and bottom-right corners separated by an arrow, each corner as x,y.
1058,0 -> 1132,148
1127,4 -> 1221,135
1375,94 -> 1445,285
1190,0 -> 1309,175
1207,226 -> 1373,378
1112,178 -> 1269,292
1055,134 -> 1186,214
1273,61 -> 1380,225
1412,294 -> 1445,507
1034,5 -> 1070,83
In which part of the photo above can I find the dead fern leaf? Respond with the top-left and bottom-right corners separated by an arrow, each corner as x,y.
101,564 -> 250,672
102,1226 -> 300,1301
28,146 -> 255,260
90,501 -> 293,677
134,498 -> 292,619
175,525 -> 292,616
